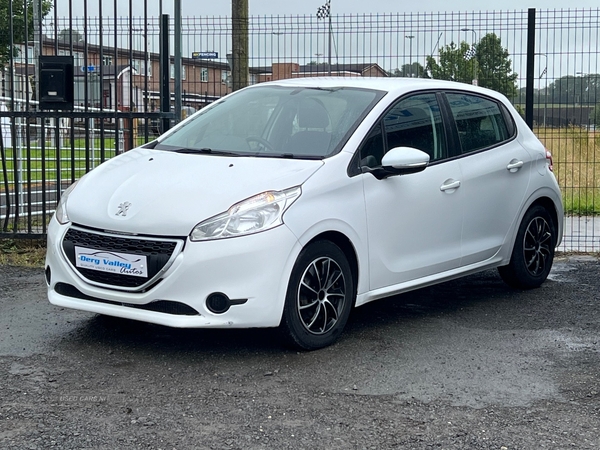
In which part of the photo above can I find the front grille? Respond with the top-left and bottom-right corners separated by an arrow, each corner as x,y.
62,227 -> 182,289
55,283 -> 200,316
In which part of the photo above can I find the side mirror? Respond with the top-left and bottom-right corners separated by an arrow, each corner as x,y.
382,146 -> 430,169
364,147 -> 430,179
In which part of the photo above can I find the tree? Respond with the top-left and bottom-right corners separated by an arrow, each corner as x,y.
390,62 -> 426,78
58,28 -> 84,43
425,33 -> 518,98
0,0 -> 53,65
476,33 -> 518,98
590,104 -> 600,128
547,74 -> 600,105
425,41 -> 477,85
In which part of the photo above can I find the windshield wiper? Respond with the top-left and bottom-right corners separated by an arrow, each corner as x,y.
157,145 -> 322,159
268,153 -> 298,159
169,147 -> 241,157
255,153 -> 323,160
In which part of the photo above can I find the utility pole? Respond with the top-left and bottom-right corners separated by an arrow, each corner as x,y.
33,0 -> 42,98
232,0 -> 249,91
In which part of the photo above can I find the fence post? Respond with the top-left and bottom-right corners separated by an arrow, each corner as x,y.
525,8 -> 536,130
174,0 -> 182,124
160,14 -> 171,133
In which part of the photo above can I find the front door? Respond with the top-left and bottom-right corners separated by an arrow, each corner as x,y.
360,93 -> 464,290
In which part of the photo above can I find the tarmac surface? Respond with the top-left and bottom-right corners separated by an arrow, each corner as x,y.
0,256 -> 599,449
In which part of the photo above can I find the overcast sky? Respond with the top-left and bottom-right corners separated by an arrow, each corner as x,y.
51,0 -> 598,85
57,0 -> 600,17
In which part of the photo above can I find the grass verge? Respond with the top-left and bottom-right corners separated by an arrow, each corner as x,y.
536,126 -> 599,215
0,239 -> 46,268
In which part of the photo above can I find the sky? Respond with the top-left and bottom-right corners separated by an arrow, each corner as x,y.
56,0 -> 600,18
50,0 -> 599,86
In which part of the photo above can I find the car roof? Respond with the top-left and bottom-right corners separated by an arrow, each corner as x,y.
254,77 -> 509,102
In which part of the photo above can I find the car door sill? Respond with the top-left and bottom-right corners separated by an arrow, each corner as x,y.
355,255 -> 504,307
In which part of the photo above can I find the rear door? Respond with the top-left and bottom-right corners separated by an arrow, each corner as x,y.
444,92 -> 532,265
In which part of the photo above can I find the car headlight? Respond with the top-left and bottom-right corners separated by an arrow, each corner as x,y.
190,186 -> 301,241
54,181 -> 79,225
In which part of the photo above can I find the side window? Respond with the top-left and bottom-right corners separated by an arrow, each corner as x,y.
446,93 -> 510,154
359,93 -> 446,168
359,123 -> 384,168
384,93 -> 446,161
360,93 -> 446,167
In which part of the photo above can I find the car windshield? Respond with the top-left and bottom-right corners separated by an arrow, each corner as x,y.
154,85 -> 384,159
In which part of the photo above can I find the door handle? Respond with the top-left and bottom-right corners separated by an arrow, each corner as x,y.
506,159 -> 524,172
440,179 -> 461,192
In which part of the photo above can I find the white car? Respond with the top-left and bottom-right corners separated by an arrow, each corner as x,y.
45,78 -> 563,350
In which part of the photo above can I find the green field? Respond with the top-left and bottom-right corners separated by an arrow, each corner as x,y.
2,131 -> 599,215
536,127 -> 600,215
0,137 -> 151,184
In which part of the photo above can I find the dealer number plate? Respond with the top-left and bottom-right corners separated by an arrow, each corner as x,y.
74,246 -> 148,278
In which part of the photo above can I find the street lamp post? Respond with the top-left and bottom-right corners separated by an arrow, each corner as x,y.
461,28 -> 478,85
537,53 -> 547,79
405,35 -> 415,77
576,72 -> 589,110
537,53 -> 548,126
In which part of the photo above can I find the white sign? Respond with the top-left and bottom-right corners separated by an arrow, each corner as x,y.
75,246 -> 148,278
192,51 -> 218,59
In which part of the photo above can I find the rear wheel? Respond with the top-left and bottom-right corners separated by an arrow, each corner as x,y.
280,241 -> 355,350
499,205 -> 556,289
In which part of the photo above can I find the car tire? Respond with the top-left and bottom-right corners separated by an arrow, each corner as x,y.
280,241 -> 355,350
498,205 -> 556,289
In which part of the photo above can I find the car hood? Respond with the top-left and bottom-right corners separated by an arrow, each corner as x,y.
67,148 -> 323,236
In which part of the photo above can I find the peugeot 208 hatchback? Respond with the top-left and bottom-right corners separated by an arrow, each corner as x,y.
46,78 -> 563,350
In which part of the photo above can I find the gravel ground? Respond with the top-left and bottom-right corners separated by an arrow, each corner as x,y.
1,256 -> 599,449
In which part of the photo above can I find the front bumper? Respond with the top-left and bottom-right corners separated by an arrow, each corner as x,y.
46,217 -> 302,328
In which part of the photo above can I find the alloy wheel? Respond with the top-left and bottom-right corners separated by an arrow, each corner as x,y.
297,256 -> 346,335
523,216 -> 553,277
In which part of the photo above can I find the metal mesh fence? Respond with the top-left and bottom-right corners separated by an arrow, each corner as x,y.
0,5 -> 598,251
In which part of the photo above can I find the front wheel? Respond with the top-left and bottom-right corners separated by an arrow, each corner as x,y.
280,241 -> 355,350
499,205 -> 556,289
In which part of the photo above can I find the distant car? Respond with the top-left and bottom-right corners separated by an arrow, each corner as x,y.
45,78 -> 563,350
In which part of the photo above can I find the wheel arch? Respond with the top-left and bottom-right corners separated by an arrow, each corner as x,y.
498,199 -> 558,289
529,196 -> 561,240
305,231 -> 359,306
501,192 -> 563,266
